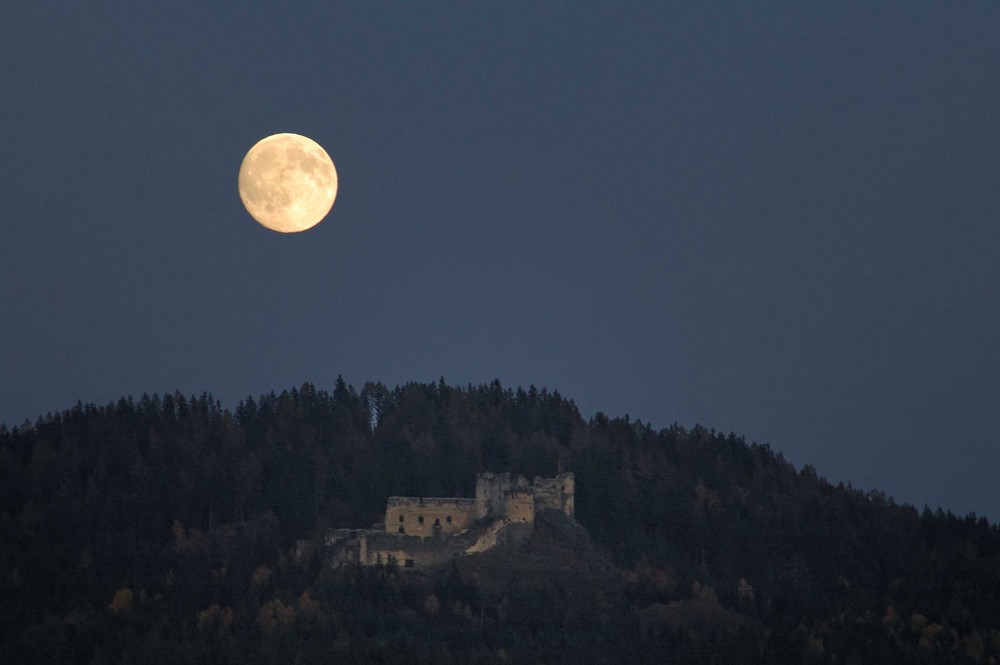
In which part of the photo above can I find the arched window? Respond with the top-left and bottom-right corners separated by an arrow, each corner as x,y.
446,515 -> 452,524
418,515 -> 424,524
399,514 -> 405,522
434,518 -> 441,526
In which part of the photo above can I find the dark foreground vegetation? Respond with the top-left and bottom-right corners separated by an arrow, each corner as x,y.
2,379 -> 999,663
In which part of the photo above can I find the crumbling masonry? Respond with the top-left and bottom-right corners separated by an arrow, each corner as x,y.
326,471 -> 575,567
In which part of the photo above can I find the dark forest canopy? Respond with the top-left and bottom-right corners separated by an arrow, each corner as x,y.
2,379 -> 999,664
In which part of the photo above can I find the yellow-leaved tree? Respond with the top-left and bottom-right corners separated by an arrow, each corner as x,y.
109,588 -> 133,613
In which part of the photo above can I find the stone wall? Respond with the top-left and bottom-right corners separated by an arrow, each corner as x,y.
385,497 -> 477,538
359,531 -> 467,567
475,471 -> 535,518
532,472 -> 575,517
503,490 -> 536,523
475,472 -> 503,519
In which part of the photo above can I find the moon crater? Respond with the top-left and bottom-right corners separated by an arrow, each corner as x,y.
238,133 -> 338,233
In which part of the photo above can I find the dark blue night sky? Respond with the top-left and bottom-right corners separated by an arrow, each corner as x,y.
1,3 -> 998,517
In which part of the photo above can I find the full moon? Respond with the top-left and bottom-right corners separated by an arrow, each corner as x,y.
238,133 -> 338,233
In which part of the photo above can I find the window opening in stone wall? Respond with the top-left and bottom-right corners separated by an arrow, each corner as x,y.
398,526 -> 405,534
404,559 -> 414,568
446,515 -> 452,523
434,518 -> 440,526
399,515 -> 404,522
418,515 -> 424,524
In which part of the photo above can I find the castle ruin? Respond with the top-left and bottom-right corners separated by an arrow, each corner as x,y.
326,471 -> 575,568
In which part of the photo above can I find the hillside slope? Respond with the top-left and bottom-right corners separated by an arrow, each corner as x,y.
1,379 -> 998,663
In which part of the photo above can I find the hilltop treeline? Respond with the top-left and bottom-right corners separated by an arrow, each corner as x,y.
1,379 -> 999,663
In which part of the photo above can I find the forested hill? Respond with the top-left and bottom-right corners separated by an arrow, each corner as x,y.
2,379 -> 1000,664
